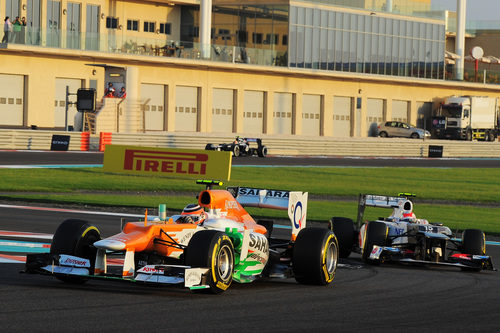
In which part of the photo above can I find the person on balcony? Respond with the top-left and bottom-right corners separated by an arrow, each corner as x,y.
104,82 -> 116,98
20,17 -> 26,44
12,17 -> 21,43
116,87 -> 126,98
2,17 -> 12,43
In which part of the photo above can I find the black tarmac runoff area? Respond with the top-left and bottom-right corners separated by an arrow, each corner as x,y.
1,150 -> 500,167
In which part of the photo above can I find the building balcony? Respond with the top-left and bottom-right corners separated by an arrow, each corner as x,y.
0,27 -> 287,67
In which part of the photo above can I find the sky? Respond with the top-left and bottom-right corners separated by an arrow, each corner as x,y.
431,0 -> 500,21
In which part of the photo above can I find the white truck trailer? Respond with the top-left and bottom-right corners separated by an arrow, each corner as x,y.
432,96 -> 499,141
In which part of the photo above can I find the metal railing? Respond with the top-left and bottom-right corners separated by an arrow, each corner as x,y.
1,27 -> 286,67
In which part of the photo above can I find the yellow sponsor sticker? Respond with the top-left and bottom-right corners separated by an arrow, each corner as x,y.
103,145 -> 232,180
216,281 -> 230,290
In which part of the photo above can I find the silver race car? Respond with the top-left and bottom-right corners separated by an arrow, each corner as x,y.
330,193 -> 494,271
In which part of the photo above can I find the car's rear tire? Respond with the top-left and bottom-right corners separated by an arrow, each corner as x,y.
292,227 -> 338,285
410,132 -> 420,139
330,217 -> 354,258
379,131 -> 388,138
257,146 -> 268,157
50,219 -> 101,283
362,221 -> 388,264
232,144 -> 240,157
205,143 -> 215,150
185,230 -> 234,294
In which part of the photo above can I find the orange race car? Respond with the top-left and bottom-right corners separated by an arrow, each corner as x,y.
25,180 -> 338,293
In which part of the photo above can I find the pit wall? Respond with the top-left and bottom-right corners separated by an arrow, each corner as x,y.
1,129 -> 500,158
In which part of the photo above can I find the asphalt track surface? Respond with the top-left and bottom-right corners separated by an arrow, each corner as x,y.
0,150 -> 499,331
1,150 -> 500,168
1,206 -> 499,332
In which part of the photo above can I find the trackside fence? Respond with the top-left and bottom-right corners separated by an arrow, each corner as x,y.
1,129 -> 500,158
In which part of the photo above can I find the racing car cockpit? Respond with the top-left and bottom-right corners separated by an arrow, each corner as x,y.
177,204 -> 207,224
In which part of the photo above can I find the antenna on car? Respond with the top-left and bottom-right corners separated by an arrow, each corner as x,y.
196,179 -> 224,190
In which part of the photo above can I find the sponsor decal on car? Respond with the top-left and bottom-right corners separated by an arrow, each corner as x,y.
59,255 -> 90,268
237,187 -> 290,198
369,245 -> 384,260
138,266 -> 165,274
248,233 -> 269,253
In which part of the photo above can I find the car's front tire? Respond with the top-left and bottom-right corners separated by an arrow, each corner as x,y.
50,219 -> 101,283
461,229 -> 486,272
410,132 -> 420,139
362,221 -> 388,264
185,230 -> 234,294
232,144 -> 240,157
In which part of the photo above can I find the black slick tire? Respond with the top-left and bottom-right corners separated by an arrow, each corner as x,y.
330,217 -> 354,258
362,221 -> 388,264
257,146 -> 268,157
50,219 -> 101,283
232,144 -> 240,157
185,230 -> 234,294
462,229 -> 485,255
292,227 -> 338,285
461,229 -> 486,272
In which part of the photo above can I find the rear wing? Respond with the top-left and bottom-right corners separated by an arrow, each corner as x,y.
227,186 -> 308,239
356,194 -> 414,227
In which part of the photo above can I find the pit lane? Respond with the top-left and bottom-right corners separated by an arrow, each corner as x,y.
0,206 -> 499,332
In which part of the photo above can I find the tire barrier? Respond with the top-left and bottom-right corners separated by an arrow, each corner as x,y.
80,132 -> 90,151
99,132 -> 112,152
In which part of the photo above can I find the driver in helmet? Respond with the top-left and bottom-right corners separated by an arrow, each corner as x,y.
400,200 -> 429,225
402,200 -> 416,220
177,204 -> 206,224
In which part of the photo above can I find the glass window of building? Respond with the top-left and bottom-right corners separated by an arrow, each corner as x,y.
127,20 -> 139,31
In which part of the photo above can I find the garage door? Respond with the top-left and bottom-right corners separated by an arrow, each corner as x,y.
332,96 -> 352,137
212,88 -> 233,133
55,78 -> 82,128
141,83 -> 165,131
243,90 -> 264,134
0,74 -> 24,126
302,94 -> 321,136
367,98 -> 384,137
273,92 -> 293,135
175,86 -> 198,132
392,100 -> 409,123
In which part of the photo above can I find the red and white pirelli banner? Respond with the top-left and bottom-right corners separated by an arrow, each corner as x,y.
103,145 -> 232,181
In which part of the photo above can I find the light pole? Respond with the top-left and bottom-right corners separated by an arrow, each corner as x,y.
455,0 -> 467,80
